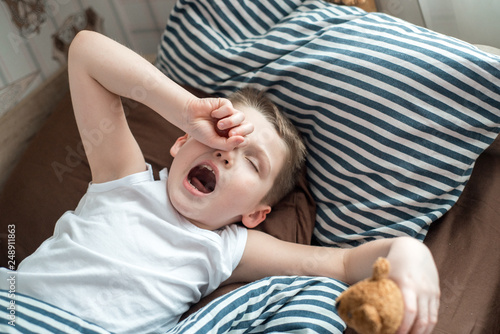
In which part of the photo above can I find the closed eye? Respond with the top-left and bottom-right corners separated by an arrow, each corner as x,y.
246,157 -> 259,173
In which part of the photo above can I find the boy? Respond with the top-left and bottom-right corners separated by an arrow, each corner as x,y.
0,31 -> 439,334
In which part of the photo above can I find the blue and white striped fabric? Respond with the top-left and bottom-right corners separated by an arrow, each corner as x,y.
0,290 -> 110,334
1,277 -> 348,333
157,0 -> 500,247
168,276 -> 347,334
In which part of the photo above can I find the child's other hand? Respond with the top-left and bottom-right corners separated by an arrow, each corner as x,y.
184,97 -> 254,151
387,238 -> 440,334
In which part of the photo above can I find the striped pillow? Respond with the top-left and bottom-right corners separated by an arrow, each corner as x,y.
157,0 -> 500,247
168,276 -> 348,333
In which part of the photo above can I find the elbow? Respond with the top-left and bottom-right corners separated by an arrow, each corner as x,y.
68,30 -> 96,66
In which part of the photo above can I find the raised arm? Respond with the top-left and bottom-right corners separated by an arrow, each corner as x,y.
231,231 -> 439,334
68,30 -> 252,183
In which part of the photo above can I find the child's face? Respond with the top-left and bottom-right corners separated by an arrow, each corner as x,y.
167,105 -> 286,230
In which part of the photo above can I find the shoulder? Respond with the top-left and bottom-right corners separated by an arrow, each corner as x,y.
216,224 -> 248,253
216,224 -> 248,272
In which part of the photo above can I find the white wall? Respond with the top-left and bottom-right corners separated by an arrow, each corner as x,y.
0,0 -> 177,118
376,0 -> 500,48
419,0 -> 500,48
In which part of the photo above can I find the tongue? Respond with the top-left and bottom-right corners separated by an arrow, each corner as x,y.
188,166 -> 216,193
190,176 -> 211,193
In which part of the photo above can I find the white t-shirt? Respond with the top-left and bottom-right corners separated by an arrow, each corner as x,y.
0,165 -> 247,333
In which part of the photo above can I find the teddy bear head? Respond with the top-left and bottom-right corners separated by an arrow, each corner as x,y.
336,257 -> 404,334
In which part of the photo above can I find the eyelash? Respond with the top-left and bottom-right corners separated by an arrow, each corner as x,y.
246,157 -> 259,172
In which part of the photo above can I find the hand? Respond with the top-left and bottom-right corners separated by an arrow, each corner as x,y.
387,238 -> 440,334
183,97 -> 254,151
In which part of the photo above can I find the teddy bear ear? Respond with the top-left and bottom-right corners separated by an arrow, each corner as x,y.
353,304 -> 382,334
372,257 -> 390,281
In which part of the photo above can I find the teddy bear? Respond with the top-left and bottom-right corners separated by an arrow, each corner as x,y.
336,257 -> 404,334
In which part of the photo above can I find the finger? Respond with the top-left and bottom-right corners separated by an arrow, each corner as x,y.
396,289 -> 417,334
411,296 -> 430,334
216,112 -> 245,131
425,296 -> 440,334
214,119 -> 231,138
228,122 -> 254,137
210,101 -> 236,119
223,136 -> 246,150
207,132 -> 247,151
413,285 -> 440,334
411,293 -> 440,334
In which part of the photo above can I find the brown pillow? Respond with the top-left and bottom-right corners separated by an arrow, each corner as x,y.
421,135 -> 500,333
0,89 -> 316,268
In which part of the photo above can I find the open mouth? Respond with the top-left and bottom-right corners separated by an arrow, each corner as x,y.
188,164 -> 216,194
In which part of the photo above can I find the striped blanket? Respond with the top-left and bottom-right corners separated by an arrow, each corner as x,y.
1,277 -> 348,333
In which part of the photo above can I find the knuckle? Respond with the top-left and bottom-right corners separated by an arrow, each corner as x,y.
415,317 -> 429,327
397,321 -> 412,334
406,305 -> 418,317
429,313 -> 438,326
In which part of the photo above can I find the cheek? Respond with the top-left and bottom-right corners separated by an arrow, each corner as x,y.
230,175 -> 268,203
232,170 -> 260,189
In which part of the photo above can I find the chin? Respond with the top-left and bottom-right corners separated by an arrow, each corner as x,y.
167,183 -> 239,230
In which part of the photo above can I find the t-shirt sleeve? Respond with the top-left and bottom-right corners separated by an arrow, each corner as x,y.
87,164 -> 154,193
221,224 -> 248,271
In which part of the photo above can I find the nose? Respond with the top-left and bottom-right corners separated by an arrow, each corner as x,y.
214,150 -> 234,168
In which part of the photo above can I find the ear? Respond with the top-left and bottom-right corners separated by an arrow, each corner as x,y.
241,205 -> 271,228
170,133 -> 189,157
353,304 -> 382,334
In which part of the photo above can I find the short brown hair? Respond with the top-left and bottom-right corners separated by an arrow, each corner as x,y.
228,87 -> 306,206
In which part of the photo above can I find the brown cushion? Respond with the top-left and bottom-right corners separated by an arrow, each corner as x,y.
423,136 -> 500,333
0,89 -> 316,269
